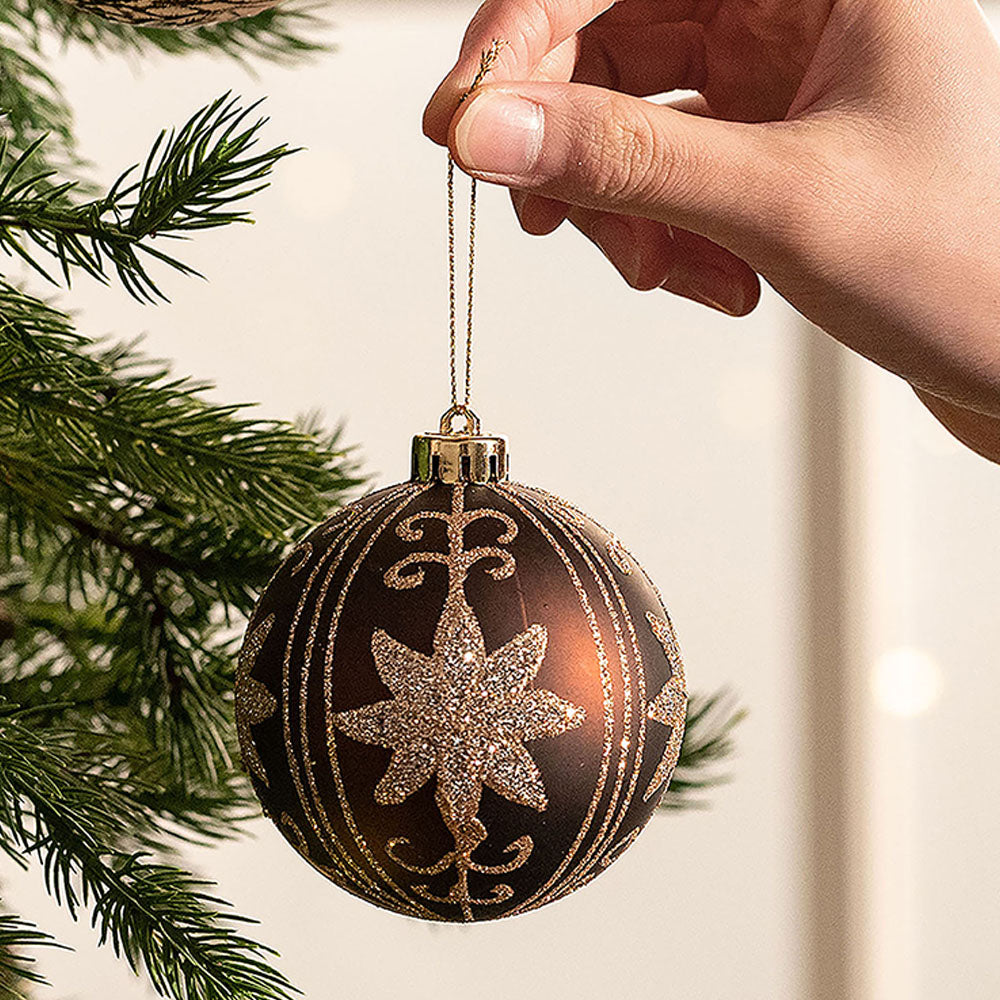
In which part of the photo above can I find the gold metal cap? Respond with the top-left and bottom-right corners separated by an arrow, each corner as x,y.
411,405 -> 508,484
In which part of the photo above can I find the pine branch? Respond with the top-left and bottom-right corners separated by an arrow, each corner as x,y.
0,43 -> 80,178
0,598 -> 254,838
0,913 -> 64,997
0,281 -> 362,787
0,711 -> 297,1000
0,6 -> 343,994
0,282 -> 362,539
0,2 -> 328,192
659,692 -> 746,810
0,95 -> 295,301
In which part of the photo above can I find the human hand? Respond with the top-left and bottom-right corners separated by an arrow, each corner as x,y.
423,0 -> 1000,461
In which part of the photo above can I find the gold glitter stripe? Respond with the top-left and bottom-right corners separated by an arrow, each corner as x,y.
318,485 -> 439,919
282,497 -> 388,898
308,486 -> 430,913
496,484 -> 615,917
505,485 -> 640,903
526,489 -> 646,889
600,826 -> 641,868
280,812 -> 389,908
520,489 -> 634,891
516,485 -> 680,879
291,497 -> 398,897
282,488 -> 412,905
537,493 -> 650,886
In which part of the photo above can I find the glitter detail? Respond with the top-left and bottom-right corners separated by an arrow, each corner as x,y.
643,611 -> 688,800
283,496 -> 385,900
606,536 -> 633,575
496,484 -> 617,916
235,613 -> 277,785
334,622 -> 582,812
286,540 -> 313,575
242,476 -> 687,921
280,811 -> 370,895
332,486 -> 585,921
529,496 -> 633,890
600,826 -> 641,868
280,812 -> 308,850
306,486 -> 432,915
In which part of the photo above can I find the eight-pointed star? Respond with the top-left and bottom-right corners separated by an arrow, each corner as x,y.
332,601 -> 586,829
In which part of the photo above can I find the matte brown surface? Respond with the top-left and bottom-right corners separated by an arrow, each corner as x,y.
237,481 -> 683,921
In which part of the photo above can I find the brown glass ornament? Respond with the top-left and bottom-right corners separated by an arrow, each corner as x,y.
236,422 -> 688,921
61,0 -> 277,26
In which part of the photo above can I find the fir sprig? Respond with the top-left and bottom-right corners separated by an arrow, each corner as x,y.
0,273 -> 362,787
0,913 -> 64,996
0,6 -> 344,996
659,692 -> 746,809
0,283 -> 361,540
0,96 -> 294,300
0,42 -> 78,175
0,0 -> 328,183
0,711 -> 296,1000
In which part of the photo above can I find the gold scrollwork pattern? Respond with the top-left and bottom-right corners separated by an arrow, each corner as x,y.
331,486 -> 586,921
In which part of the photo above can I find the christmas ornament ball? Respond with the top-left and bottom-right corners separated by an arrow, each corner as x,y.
61,0 -> 278,26
236,418 -> 688,921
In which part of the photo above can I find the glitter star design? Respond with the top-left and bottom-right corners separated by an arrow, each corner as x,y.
235,613 -> 277,785
332,599 -> 586,830
643,610 -> 688,801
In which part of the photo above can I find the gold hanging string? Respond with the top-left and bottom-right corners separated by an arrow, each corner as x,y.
447,39 -> 506,417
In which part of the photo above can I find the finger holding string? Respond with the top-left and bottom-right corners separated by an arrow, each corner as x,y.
430,0 -> 709,233
423,0 -> 708,143
511,10 -> 711,232
431,2 -> 780,318
426,2 -> 708,151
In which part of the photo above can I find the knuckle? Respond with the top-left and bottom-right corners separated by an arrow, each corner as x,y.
569,96 -> 683,206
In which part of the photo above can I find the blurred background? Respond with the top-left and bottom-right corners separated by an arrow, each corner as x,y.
4,2 -> 999,998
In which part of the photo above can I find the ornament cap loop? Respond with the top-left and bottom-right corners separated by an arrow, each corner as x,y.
438,404 -> 481,436
412,409 -> 507,484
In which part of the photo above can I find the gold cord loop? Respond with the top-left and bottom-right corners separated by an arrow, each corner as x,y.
439,404 -> 481,436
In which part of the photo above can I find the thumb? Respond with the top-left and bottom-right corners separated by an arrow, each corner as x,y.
450,81 -> 802,263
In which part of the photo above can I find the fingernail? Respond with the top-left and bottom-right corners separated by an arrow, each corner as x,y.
593,216 -> 642,287
454,92 -> 543,180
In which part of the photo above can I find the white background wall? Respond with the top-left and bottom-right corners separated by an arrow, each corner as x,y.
4,3 -> 999,998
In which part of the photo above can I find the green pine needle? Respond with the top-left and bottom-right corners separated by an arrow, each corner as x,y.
0,913 -> 65,996
0,277 -> 363,789
0,95 -> 296,301
0,712 -> 297,1000
659,691 -> 746,810
0,43 -> 80,178
0,6 -> 341,996
1,0 -> 330,67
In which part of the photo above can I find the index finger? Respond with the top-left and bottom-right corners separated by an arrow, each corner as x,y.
423,0 -> 610,143
423,0 -> 706,143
